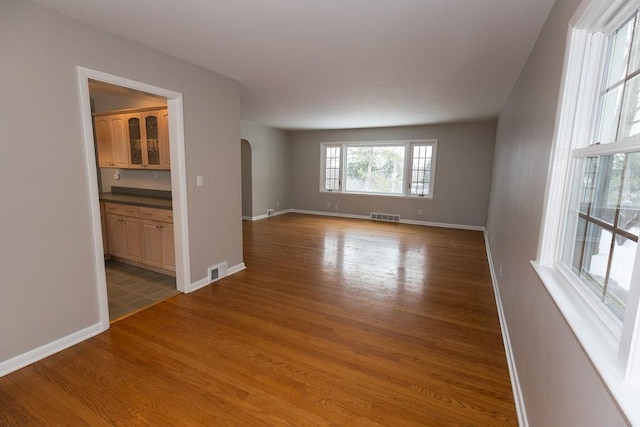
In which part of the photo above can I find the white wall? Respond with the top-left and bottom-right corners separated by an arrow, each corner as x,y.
289,121 -> 496,227
0,0 -> 242,363
486,0 -> 629,424
241,122 -> 292,217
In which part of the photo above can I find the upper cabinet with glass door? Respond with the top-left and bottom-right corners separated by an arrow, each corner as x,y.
122,108 -> 170,170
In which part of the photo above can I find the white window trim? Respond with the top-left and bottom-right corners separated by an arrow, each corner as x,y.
319,139 -> 437,199
536,0 -> 640,424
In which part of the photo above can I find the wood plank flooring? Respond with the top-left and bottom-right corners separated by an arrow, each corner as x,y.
0,213 -> 517,426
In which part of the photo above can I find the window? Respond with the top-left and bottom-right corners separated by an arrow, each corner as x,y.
536,0 -> 640,419
320,140 -> 437,198
560,12 -> 640,325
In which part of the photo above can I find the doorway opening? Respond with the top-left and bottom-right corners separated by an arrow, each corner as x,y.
77,67 -> 191,329
89,79 -> 178,321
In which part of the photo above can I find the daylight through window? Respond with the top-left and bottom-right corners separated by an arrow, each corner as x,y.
320,140 -> 437,198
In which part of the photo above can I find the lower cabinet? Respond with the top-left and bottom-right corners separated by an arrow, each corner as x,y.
106,213 -> 142,262
104,202 -> 174,274
141,219 -> 175,272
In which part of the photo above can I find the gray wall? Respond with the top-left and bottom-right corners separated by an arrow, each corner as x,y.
0,0 -> 242,362
486,0 -> 628,425
289,121 -> 496,227
241,122 -> 292,217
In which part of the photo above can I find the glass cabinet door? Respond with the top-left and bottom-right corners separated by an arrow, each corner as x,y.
127,116 -> 143,167
145,114 -> 160,167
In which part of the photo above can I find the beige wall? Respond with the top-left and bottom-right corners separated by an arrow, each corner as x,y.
486,0 -> 628,424
241,122 -> 292,217
0,0 -> 242,362
289,121 -> 496,227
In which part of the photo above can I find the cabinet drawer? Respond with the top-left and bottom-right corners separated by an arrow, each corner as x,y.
139,206 -> 173,223
104,202 -> 139,217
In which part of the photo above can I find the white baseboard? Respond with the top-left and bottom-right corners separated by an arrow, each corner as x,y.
189,262 -> 247,293
290,209 -> 485,231
401,218 -> 485,231
484,231 -> 528,427
0,322 -> 106,377
248,209 -> 292,221
227,262 -> 246,275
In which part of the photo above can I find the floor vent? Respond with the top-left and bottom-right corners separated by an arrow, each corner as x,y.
208,262 -> 228,283
370,212 -> 400,222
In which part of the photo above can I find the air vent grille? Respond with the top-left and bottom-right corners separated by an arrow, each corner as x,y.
370,212 -> 400,222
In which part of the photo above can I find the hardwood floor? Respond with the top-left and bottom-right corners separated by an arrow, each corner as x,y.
0,214 -> 517,426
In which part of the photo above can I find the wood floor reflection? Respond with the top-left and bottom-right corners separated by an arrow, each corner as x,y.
0,213 -> 517,426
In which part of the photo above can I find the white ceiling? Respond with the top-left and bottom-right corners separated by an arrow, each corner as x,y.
32,0 -> 556,130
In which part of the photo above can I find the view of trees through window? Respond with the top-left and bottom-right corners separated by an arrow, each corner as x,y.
345,146 -> 405,194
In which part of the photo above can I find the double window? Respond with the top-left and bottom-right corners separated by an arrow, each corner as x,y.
320,140 -> 437,198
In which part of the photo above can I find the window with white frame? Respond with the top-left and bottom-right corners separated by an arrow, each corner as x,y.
538,0 -> 640,412
320,140 -> 437,198
562,11 -> 640,325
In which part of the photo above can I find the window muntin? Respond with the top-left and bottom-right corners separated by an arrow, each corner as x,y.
320,140 -> 437,198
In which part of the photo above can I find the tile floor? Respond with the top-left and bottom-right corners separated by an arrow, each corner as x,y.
105,260 -> 178,321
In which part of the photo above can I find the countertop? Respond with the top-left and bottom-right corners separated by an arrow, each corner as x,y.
99,192 -> 172,210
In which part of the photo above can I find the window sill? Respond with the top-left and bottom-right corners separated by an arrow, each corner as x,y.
320,190 -> 434,200
530,261 -> 640,426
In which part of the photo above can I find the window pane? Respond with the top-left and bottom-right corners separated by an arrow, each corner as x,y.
345,146 -> 405,194
619,152 -> 640,235
410,144 -> 433,196
568,216 -> 588,273
595,85 -> 624,144
618,74 -> 640,140
578,157 -> 599,214
325,146 -> 341,190
604,17 -> 634,87
605,234 -> 635,320
581,222 -> 612,294
629,12 -> 640,74
590,154 -> 624,226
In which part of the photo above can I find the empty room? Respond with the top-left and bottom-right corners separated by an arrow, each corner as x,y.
1,0 -> 638,425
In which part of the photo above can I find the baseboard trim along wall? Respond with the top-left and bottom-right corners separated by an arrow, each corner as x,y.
0,322 -> 105,377
289,209 -> 486,231
189,262 -> 247,293
1,261 -> 250,377
244,209 -> 486,231
248,209 -> 291,221
484,230 -> 527,427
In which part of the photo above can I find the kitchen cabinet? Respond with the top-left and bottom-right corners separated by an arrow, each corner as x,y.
140,206 -> 175,272
126,111 -> 169,170
94,114 -> 128,168
158,109 -> 171,169
105,212 -> 142,263
104,202 -> 174,274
